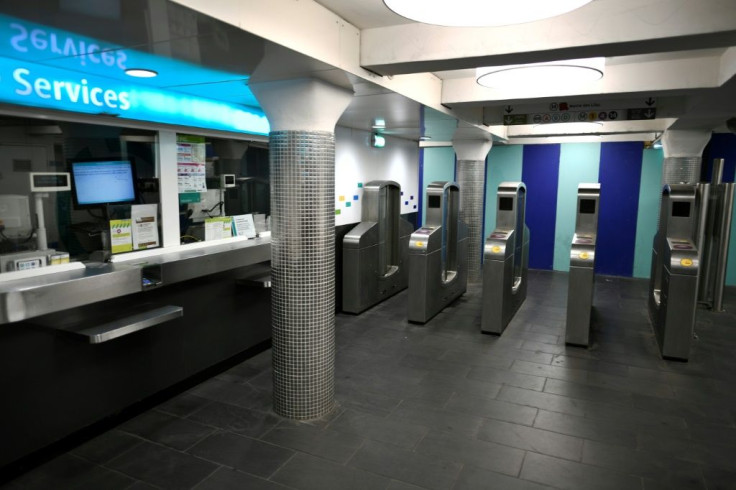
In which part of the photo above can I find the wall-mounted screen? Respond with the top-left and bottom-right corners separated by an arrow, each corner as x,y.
71,160 -> 136,207
579,199 -> 596,214
428,195 -> 441,208
499,197 -> 513,211
672,201 -> 691,218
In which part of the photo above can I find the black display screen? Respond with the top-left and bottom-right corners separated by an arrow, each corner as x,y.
672,201 -> 691,217
499,197 -> 513,211
579,199 -> 596,214
428,195 -> 441,208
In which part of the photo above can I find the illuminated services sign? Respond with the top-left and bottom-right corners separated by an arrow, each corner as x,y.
0,14 -> 269,135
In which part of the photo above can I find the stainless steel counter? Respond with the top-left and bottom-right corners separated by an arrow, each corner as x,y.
0,263 -> 142,324
0,238 -> 271,325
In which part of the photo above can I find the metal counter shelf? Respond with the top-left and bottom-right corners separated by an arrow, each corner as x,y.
0,262 -> 142,325
0,236 -> 271,326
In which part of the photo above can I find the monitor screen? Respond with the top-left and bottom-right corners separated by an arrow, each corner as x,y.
71,160 -> 136,206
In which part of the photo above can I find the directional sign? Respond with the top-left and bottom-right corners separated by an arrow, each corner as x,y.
498,97 -> 659,125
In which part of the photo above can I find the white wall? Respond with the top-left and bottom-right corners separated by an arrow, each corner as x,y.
334,126 -> 419,226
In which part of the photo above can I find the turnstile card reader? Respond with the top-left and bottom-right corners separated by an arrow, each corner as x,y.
565,183 -> 601,347
482,182 -> 529,335
648,184 -> 700,361
343,181 -> 413,313
408,181 -> 468,323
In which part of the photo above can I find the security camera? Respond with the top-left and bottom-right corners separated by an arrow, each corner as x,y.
727,117 -> 736,133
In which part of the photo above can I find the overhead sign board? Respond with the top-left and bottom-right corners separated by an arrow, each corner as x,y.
0,13 -> 269,135
501,98 -> 657,126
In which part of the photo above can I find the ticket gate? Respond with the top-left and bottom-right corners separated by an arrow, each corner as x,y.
481,182 -> 529,335
407,181 -> 468,323
565,183 -> 601,347
648,184 -> 700,361
343,181 -> 413,313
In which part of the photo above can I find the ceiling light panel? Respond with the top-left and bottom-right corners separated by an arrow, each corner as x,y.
477,58 -> 605,89
383,0 -> 593,27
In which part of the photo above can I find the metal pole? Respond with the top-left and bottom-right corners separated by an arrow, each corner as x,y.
713,182 -> 734,311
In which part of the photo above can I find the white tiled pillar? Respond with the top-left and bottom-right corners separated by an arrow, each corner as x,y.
251,78 -> 353,420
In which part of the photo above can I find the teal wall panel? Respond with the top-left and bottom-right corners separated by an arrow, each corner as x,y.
552,143 -> 601,271
633,148 -> 664,278
727,204 -> 736,286
421,147 -> 456,225
484,145 -> 524,235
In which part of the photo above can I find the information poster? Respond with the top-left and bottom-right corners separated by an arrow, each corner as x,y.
233,214 -> 257,238
205,216 -> 233,241
177,134 -> 207,193
131,204 -> 160,250
109,219 -> 133,254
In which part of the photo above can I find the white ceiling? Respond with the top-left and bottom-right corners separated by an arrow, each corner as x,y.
175,0 -> 736,143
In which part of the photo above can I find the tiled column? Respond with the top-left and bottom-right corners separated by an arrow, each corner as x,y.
453,137 -> 492,283
251,78 -> 352,420
660,130 -> 710,185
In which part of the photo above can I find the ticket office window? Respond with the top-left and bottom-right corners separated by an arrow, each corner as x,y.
177,135 -> 269,243
0,115 -> 158,270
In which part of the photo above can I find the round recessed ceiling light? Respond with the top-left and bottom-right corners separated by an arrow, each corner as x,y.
383,0 -> 593,27
125,68 -> 158,78
477,58 -> 604,89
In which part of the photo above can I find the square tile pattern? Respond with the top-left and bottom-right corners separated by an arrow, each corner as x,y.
5,271 -> 736,489
457,159 -> 486,284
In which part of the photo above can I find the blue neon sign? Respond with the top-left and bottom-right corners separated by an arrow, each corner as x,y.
0,13 -> 269,135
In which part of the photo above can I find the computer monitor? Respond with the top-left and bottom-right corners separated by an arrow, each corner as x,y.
71,159 -> 137,208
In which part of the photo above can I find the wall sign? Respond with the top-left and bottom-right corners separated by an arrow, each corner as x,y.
0,14 -> 269,135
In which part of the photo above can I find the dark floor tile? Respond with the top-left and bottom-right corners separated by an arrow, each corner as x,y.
542,377 -> 633,407
583,440 -> 706,489
188,378 -> 272,412
195,466 -> 291,490
533,410 -> 637,448
520,452 -> 642,490
688,422 -> 736,448
398,353 -> 472,378
188,401 -> 280,439
349,440 -> 462,490
261,424 -> 363,464
519,340 -> 568,356
107,440 -> 217,489
386,480 -> 426,490
444,392 -> 538,426
157,393 -> 212,418
71,430 -> 141,465
188,431 -> 293,478
466,366 -> 546,391
388,399 -> 484,437
637,433 -> 736,473
335,385 -> 403,416
510,360 -> 588,383
496,385 -> 587,417
123,482 -> 159,490
413,373 -> 503,403
454,464 -> 556,490
477,418 -> 583,461
414,430 -> 525,477
326,409 -> 428,449
120,410 -> 215,451
701,465 -> 736,490
7,454 -> 134,490
272,452 -> 389,490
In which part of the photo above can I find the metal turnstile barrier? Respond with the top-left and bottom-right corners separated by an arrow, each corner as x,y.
343,181 -> 413,313
481,182 -> 529,335
407,181 -> 468,323
565,183 -> 601,347
648,184 -> 700,361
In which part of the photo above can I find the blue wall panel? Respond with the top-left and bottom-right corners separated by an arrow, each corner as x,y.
522,144 -> 561,270
553,143 -> 601,271
596,142 -> 644,276
704,133 -> 736,183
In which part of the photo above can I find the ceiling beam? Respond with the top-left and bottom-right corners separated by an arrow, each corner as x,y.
361,0 -> 736,75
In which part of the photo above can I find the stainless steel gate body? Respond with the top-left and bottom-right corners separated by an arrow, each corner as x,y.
481,182 -> 529,335
648,184 -> 700,361
407,181 -> 468,323
342,181 -> 413,313
565,183 -> 601,347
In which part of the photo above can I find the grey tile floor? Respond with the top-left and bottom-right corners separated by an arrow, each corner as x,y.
5,270 -> 736,489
